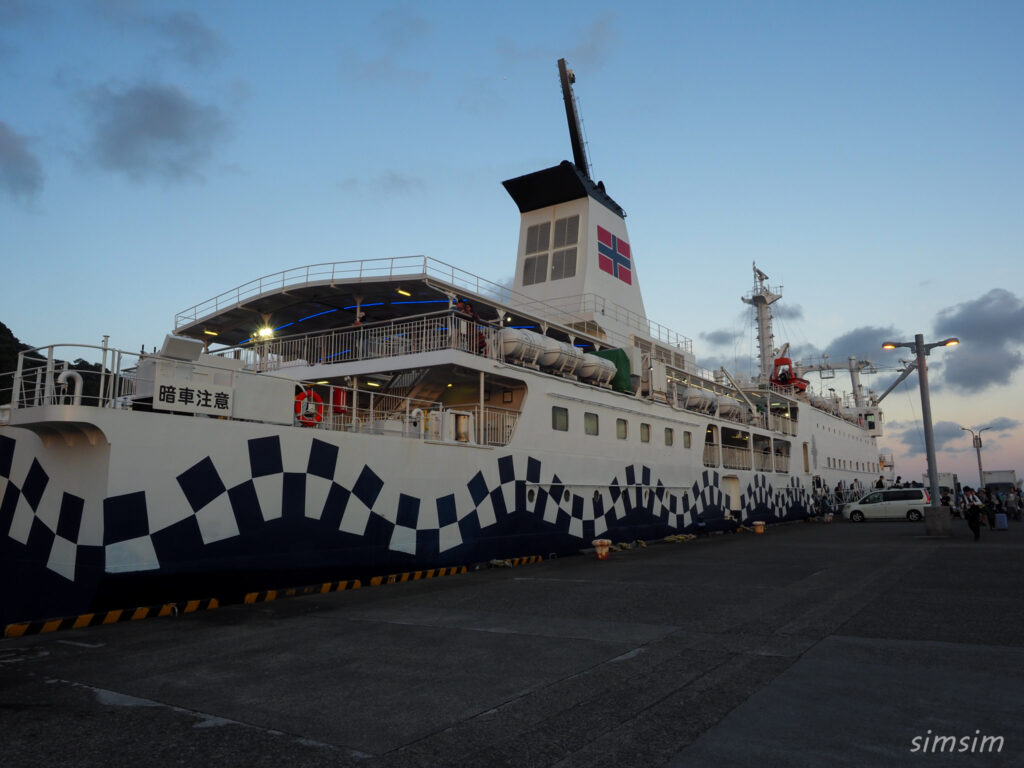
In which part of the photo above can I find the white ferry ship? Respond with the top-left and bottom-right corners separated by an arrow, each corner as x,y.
0,60 -> 885,626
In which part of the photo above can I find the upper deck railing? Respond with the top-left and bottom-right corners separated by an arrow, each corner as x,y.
173,256 -> 695,354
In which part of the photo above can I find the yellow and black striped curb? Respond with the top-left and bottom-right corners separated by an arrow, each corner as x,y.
244,579 -> 362,604
369,565 -> 468,586
4,598 -> 219,638
2,557 -> 547,637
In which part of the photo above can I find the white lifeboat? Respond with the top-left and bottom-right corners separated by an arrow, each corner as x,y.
717,395 -> 744,418
683,387 -> 716,411
538,336 -> 583,375
577,353 -> 616,386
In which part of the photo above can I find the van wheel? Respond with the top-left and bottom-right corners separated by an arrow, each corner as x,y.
850,510 -> 865,522
907,510 -> 923,522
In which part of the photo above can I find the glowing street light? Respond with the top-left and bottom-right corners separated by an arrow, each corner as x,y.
881,335 -> 959,509
959,424 -> 991,491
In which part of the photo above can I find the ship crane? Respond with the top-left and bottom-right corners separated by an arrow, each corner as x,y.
800,355 -> 876,407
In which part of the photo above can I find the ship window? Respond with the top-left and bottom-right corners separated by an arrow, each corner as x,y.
683,431 -> 692,449
523,254 -> 548,286
552,406 -> 568,431
553,215 -> 579,248
640,423 -> 650,443
616,418 -> 628,439
584,412 -> 599,436
526,222 -> 551,254
551,247 -> 577,280
665,427 -> 674,446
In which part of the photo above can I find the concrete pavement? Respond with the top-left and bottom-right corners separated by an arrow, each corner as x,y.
2,517 -> 1021,767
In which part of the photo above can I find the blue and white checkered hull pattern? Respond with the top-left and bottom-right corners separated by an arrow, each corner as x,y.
1,432 -> 813,590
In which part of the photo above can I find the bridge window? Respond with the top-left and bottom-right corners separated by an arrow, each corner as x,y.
665,427 -> 674,446
584,412 -> 599,436
640,423 -> 650,443
616,418 -> 628,439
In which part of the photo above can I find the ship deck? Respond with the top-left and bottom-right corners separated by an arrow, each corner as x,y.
3,518 -> 1022,767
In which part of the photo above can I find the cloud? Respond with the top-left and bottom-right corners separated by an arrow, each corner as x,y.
933,289 -> 1024,393
92,3 -> 226,70
339,172 -> 425,195
828,324 -> 902,362
84,82 -> 230,182
986,416 -> 1021,433
569,15 -> 617,69
893,419 -> 964,457
772,302 -> 803,320
701,329 -> 742,346
145,11 -> 227,70
0,120 -> 44,199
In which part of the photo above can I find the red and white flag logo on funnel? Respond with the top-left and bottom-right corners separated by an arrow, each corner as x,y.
597,226 -> 631,285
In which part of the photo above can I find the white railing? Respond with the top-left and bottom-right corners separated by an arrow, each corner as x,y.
703,442 -> 719,468
3,346 -> 521,448
226,312 -> 502,372
722,445 -> 753,471
173,256 -> 697,358
753,450 -> 774,472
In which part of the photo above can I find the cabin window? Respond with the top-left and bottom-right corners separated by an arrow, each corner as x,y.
683,431 -> 692,449
584,412 -> 599,436
552,406 -> 568,431
523,254 -> 548,286
616,418 -> 628,439
665,427 -> 674,446
640,423 -> 651,443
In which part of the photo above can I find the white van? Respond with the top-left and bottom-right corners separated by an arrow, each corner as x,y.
845,488 -> 930,522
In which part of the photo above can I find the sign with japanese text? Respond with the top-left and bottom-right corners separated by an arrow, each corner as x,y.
154,366 -> 233,417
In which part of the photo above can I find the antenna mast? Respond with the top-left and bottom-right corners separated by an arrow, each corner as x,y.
558,58 -> 590,179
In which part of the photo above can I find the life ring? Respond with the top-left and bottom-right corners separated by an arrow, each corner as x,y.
295,390 -> 324,426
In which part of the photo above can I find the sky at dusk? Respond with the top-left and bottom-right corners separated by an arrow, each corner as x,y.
1,1 -> 1021,485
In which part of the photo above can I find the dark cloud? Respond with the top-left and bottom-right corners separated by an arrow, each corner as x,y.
701,329 -> 742,347
145,11 -> 227,70
827,325 -> 901,362
0,120 -> 44,199
85,82 -> 229,182
933,289 -> 1024,393
894,419 -> 964,457
986,416 -> 1021,433
772,303 -> 803,320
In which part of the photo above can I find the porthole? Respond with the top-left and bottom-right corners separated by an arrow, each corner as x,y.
563,489 -> 570,502
527,488 -> 536,503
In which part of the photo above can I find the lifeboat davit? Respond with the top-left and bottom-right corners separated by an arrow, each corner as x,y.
770,356 -> 809,392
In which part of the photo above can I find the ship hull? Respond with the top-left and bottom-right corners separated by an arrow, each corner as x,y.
1,404 -> 820,625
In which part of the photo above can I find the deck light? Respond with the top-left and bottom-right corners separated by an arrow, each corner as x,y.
256,327 -> 274,340
203,330 -> 219,336
397,288 -> 412,297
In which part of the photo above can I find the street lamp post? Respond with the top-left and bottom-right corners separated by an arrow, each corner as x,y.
960,425 -> 991,491
881,334 -> 959,509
